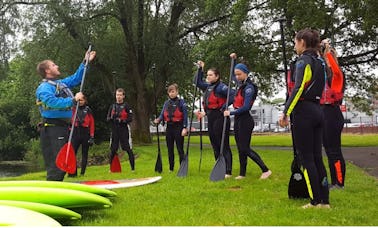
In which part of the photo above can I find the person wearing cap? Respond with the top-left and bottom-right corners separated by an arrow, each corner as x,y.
194,61 -> 235,178
224,53 -> 272,180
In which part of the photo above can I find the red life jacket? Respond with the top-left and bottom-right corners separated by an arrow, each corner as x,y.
163,99 -> 183,122
320,52 -> 345,105
72,106 -> 95,136
203,83 -> 226,110
233,79 -> 257,109
73,106 -> 92,127
287,69 -> 295,97
110,104 -> 128,121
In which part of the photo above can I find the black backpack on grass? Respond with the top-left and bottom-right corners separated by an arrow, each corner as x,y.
288,153 -> 310,199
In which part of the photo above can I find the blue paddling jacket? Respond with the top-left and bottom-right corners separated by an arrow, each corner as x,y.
36,63 -> 86,119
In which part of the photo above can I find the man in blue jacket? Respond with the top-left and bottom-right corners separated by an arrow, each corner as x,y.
36,50 -> 96,181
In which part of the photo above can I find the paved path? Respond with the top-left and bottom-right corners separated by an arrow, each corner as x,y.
342,147 -> 378,178
254,146 -> 378,179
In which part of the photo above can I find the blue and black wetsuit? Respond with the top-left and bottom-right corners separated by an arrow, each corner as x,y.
230,73 -> 269,177
36,63 -> 86,181
195,68 -> 234,175
157,97 -> 188,171
283,50 -> 329,205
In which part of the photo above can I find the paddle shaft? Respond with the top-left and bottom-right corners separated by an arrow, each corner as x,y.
177,67 -> 201,177
65,45 -> 92,158
198,92 -> 203,172
219,58 -> 235,157
152,64 -> 161,153
184,67 -> 201,157
278,19 -> 297,160
152,64 -> 162,173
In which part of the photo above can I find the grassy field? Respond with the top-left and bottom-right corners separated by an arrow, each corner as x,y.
3,133 -> 378,226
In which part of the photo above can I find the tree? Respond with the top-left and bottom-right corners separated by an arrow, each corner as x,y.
268,0 -> 378,108
0,0 -> 377,152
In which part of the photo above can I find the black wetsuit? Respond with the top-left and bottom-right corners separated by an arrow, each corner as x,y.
195,68 -> 234,175
107,102 -> 135,170
283,50 -> 329,205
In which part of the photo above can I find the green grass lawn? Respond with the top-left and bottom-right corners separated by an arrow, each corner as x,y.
3,134 -> 378,226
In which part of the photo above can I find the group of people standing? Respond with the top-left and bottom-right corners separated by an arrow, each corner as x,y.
35,27 -> 346,209
154,54 -> 272,180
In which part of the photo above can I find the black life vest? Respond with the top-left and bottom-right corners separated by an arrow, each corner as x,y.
76,106 -> 91,125
203,82 -> 226,110
233,78 -> 258,109
288,53 -> 325,102
163,99 -> 183,122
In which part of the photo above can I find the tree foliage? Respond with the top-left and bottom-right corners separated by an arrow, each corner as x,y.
0,0 -> 376,160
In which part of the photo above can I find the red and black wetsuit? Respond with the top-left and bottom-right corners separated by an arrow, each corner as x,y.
230,76 -> 270,177
107,102 -> 134,170
320,52 -> 346,188
157,97 -> 188,171
70,105 -> 95,176
284,50 -> 329,205
194,68 -> 234,175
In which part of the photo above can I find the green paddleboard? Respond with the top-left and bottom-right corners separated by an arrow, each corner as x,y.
0,186 -> 112,209
0,200 -> 81,220
0,205 -> 61,226
0,180 -> 116,197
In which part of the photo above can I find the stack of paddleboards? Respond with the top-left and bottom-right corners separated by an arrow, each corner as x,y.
0,180 -> 116,226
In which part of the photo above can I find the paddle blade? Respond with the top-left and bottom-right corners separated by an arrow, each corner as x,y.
56,142 -> 77,174
155,152 -> 162,173
210,155 -> 226,182
110,155 -> 122,173
177,155 -> 188,177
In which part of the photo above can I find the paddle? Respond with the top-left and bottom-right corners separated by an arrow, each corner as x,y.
177,66 -> 201,177
110,154 -> 122,172
209,57 -> 234,181
198,92 -> 203,172
109,132 -> 122,173
152,64 -> 163,173
56,44 -> 92,174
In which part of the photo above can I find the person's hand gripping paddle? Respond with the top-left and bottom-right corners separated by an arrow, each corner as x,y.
56,44 -> 92,174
